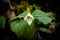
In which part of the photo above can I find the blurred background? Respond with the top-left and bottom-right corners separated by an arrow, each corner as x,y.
0,0 -> 60,40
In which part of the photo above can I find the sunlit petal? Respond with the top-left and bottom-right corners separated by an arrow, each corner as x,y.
24,13 -> 34,25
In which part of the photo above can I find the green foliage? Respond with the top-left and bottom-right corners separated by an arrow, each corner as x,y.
32,10 -> 52,24
40,27 -> 48,33
10,19 -> 37,40
33,4 -> 40,10
10,9 -> 52,40
0,15 -> 6,29
11,11 -> 27,21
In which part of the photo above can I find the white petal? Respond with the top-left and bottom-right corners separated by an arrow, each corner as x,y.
24,13 -> 34,25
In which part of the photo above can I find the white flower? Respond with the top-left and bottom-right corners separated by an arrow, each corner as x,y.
24,13 -> 34,25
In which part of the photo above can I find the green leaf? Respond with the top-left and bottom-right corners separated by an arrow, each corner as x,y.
17,11 -> 27,18
10,20 -> 28,35
11,11 -> 27,21
32,10 -> 52,24
10,19 -> 36,40
40,27 -> 48,33
33,4 -> 40,10
46,12 -> 52,18
0,15 -> 6,29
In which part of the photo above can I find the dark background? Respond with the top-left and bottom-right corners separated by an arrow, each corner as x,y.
0,0 -> 60,40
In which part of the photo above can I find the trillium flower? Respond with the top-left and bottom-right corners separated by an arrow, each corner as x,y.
24,13 -> 34,25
